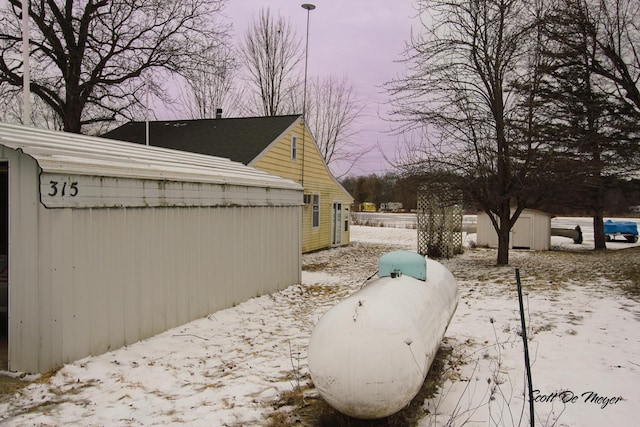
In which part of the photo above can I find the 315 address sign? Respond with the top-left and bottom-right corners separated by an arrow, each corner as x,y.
48,180 -> 79,197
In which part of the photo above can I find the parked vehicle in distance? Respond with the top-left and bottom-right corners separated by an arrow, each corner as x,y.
604,220 -> 639,243
379,202 -> 404,212
358,202 -> 377,212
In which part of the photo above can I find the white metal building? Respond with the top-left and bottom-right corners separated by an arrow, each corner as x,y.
0,123 -> 303,373
476,209 -> 551,251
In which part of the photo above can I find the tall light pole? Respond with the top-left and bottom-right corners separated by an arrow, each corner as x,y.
300,3 -> 315,186
21,0 -> 31,126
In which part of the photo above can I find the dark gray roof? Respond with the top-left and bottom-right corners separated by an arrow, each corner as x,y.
102,115 -> 301,165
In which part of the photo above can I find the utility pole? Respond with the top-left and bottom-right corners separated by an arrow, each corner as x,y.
300,3 -> 315,186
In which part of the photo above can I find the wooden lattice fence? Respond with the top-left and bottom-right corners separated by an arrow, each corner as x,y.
417,185 -> 463,258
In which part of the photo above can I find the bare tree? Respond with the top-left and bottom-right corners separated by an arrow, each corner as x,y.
239,7 -> 302,116
577,0 -> 640,113
0,0 -> 231,133
177,45 -> 244,119
238,8 -> 364,174
388,0 -> 550,265
306,75 -> 365,176
0,84 -> 63,129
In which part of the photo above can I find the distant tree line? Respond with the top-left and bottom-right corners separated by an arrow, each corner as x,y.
341,173 -> 419,212
341,173 -> 640,216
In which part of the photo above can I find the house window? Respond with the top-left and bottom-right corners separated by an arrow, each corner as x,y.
344,208 -> 349,232
291,135 -> 298,160
312,194 -> 320,228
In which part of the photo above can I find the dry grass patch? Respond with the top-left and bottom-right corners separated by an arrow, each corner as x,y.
266,345 -> 454,427
445,245 -> 640,297
0,368 -> 59,397
302,284 -> 343,299
302,262 -> 330,272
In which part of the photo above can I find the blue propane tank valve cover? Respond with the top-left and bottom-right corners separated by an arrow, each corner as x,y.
378,250 -> 426,281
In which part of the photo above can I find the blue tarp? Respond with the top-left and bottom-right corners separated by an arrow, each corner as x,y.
604,220 -> 638,236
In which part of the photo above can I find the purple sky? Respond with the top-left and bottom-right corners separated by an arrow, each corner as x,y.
224,0 -> 417,177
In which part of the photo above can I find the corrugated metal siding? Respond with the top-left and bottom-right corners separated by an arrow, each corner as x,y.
38,172 -> 299,208
6,146 -> 41,371
11,201 -> 301,373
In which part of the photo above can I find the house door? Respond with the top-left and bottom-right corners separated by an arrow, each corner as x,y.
332,202 -> 342,246
0,162 -> 8,369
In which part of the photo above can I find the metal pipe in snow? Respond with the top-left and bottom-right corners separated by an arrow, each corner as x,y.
308,251 -> 458,419
516,268 -> 535,427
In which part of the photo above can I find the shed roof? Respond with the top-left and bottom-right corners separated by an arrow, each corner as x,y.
102,115 -> 301,164
0,122 -> 302,191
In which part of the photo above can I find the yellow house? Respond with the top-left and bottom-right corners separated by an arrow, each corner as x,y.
104,115 -> 353,253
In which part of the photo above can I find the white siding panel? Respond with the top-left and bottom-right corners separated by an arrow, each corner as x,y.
476,210 -> 550,250
40,173 -> 301,208
7,149 -> 41,372
50,210 -> 74,366
137,209 -> 155,341
10,203 -> 301,372
37,195 -> 56,368
533,213 -> 551,251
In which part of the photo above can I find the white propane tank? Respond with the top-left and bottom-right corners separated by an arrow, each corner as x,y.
308,251 -> 458,419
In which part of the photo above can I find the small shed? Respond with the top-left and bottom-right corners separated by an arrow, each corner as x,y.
476,209 -> 551,250
0,122 -> 303,373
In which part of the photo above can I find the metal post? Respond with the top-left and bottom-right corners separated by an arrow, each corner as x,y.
145,77 -> 150,146
516,268 -> 535,427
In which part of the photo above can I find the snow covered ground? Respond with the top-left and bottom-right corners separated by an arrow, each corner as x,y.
1,219 -> 639,426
